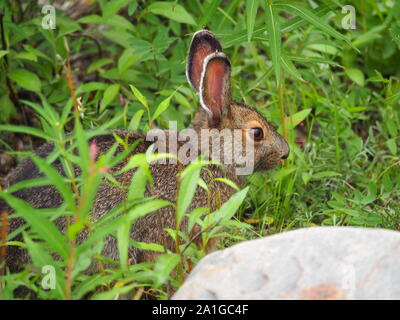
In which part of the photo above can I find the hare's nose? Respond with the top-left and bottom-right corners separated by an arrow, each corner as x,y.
280,151 -> 289,160
279,137 -> 290,160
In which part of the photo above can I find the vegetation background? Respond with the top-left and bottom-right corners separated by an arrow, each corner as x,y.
0,0 -> 399,299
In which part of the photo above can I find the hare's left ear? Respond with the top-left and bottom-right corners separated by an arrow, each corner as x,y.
199,52 -> 232,125
186,30 -> 222,92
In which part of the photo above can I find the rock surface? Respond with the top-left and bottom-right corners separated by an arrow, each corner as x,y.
173,227 -> 400,300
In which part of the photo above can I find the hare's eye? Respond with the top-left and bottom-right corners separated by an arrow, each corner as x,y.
250,127 -> 264,141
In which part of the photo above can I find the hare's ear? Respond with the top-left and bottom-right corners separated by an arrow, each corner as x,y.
186,30 -> 222,92
199,52 -> 231,125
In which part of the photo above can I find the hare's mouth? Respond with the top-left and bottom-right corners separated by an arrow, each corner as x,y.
254,154 -> 281,172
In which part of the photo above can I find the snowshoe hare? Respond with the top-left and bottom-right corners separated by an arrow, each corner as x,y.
2,30 -> 289,275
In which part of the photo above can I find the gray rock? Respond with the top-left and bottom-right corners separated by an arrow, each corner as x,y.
173,227 -> 400,300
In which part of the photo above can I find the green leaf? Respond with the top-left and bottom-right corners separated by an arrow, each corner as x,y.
102,0 -> 131,18
126,199 -> 171,222
76,211 -> 127,254
382,173 -> 393,192
386,119 -> 398,137
345,68 -> 365,87
152,95 -> 172,121
77,82 -> 107,94
264,1 -> 281,86
117,220 -> 130,269
57,18 -> 82,38
103,15 -> 134,31
280,54 -> 305,83
352,24 -> 386,48
73,274 -> 115,300
212,187 -> 249,222
21,99 -> 58,125
101,29 -> 134,49
273,167 -> 297,180
386,90 -> 400,106
23,232 -> 54,269
128,109 -> 145,131
6,177 -> 51,194
127,167 -> 147,200
66,221 -> 85,241
176,163 -> 202,224
246,0 -> 259,43
286,55 -> 342,67
128,2 -> 138,16
118,49 -> 137,74
8,69 -> 41,92
129,240 -> 165,253
187,207 -> 208,233
212,178 -> 240,192
153,27 -> 177,55
361,182 -> 377,205
23,44 -> 51,62
147,2 -> 196,25
387,138 -> 397,155
198,0 -> 224,27
129,85 -> 149,109
14,51 -> 37,62
129,38 -> 153,56
0,95 -> 16,122
307,43 -> 338,55
152,253 -> 180,288
100,84 -> 120,112
78,15 -> 104,24
121,153 -> 151,185
91,284 -> 137,300
312,171 -> 341,180
0,50 -> 9,59
302,172 -> 312,185
87,58 -> 113,73
0,124 -> 54,141
286,108 -> 312,129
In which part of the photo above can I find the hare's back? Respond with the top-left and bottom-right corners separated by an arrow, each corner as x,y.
2,130 -> 149,211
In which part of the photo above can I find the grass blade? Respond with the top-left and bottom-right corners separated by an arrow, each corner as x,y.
274,1 -> 359,52
198,0 -> 224,27
264,0 -> 282,86
246,0 -> 260,43
280,53 -> 306,83
221,3 -> 334,47
0,125 -> 55,141
176,163 -> 202,225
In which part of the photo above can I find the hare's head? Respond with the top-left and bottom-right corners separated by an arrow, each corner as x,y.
186,30 -> 289,174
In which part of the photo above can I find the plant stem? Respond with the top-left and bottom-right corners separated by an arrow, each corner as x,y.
278,74 -> 287,141
0,211 -> 8,277
65,239 -> 75,300
331,75 -> 340,166
175,162 -> 184,285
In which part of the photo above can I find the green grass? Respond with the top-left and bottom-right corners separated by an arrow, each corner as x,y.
0,0 -> 399,299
